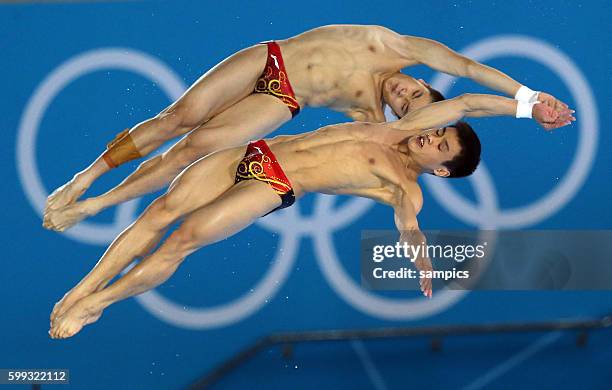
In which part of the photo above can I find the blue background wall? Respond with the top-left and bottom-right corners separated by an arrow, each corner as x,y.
1,0 -> 611,388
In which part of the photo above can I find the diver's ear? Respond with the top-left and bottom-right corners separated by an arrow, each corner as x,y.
418,78 -> 431,88
433,167 -> 450,177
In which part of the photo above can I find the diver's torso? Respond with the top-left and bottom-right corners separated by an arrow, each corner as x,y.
266,122 -> 416,200
277,25 -> 416,117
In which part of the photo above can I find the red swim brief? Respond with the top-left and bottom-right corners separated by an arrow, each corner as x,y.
254,41 -> 300,117
234,140 -> 295,212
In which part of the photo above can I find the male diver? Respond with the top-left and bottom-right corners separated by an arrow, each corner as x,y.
48,93 -> 574,338
43,24 -> 569,231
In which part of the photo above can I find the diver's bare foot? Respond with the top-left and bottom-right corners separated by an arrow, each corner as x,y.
50,283 -> 98,324
44,175 -> 89,213
43,200 -> 95,231
49,297 -> 103,339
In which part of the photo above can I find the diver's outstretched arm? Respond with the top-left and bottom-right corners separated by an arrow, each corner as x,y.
392,93 -> 575,131
391,188 -> 432,298
384,30 -> 569,112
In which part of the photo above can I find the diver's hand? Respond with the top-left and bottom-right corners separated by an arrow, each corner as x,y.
538,92 -> 569,112
414,256 -> 433,298
399,230 -> 433,298
532,102 -> 575,131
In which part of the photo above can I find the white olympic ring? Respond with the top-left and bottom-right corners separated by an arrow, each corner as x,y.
16,48 -> 186,245
16,34 -> 598,329
15,48 -> 299,329
425,35 -> 598,228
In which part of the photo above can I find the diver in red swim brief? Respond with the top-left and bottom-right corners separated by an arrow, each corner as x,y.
45,25 -> 572,235
234,139 -> 295,212
254,41 -> 300,117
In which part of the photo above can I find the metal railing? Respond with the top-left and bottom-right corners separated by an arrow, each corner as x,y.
188,314 -> 612,389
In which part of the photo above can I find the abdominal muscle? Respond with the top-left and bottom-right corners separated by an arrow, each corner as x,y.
278,27 -> 389,110
268,131 -> 386,196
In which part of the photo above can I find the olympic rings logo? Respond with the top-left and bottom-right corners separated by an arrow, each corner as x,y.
16,36 -> 598,329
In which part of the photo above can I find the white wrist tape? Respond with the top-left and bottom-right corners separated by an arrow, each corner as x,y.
515,85 -> 540,103
516,100 -> 538,119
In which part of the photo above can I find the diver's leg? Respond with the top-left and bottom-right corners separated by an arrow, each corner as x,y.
45,44 -> 269,212
50,180 -> 281,339
45,93 -> 290,231
49,145 -> 245,322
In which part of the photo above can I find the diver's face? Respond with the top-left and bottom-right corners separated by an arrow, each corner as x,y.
383,74 -> 432,117
408,127 -> 461,177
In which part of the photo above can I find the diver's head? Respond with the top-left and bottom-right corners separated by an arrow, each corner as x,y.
382,73 -> 445,117
407,121 -> 481,178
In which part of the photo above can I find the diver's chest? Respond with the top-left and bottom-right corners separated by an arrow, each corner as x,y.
308,65 -> 374,93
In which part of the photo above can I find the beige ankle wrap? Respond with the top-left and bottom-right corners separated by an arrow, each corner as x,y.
102,129 -> 142,168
